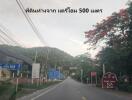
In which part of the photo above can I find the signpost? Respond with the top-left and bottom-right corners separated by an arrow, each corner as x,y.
0,64 -> 21,71
0,67 -> 2,79
32,63 -> 40,84
102,72 -> 117,88
0,64 -> 21,79
32,63 -> 40,79
81,69 -> 83,83
0,64 -> 21,92
91,72 -> 97,77
91,72 -> 97,85
48,69 -> 64,80
69,67 -> 77,70
87,77 -> 89,84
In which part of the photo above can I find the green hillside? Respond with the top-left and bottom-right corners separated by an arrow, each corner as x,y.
0,45 -> 74,69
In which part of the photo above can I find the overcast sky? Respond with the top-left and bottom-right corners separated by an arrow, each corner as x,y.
0,0 -> 130,57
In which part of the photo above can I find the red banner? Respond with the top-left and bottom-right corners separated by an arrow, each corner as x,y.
91,72 -> 97,77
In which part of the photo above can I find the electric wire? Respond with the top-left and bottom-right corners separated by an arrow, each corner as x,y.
0,26 -> 22,46
16,0 -> 49,79
16,0 -> 47,46
0,31 -> 11,45
0,35 -> 7,44
0,24 -> 24,47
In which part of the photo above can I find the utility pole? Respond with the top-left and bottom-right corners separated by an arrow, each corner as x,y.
0,67 -> 2,80
58,67 -> 61,80
81,69 -> 83,83
91,74 -> 92,84
45,48 -> 49,82
95,74 -> 97,85
32,48 -> 38,84
34,48 -> 37,63
87,77 -> 89,84
103,64 -> 105,75
16,0 -> 50,84
55,63 -> 57,70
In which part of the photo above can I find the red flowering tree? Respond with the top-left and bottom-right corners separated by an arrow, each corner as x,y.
84,9 -> 130,47
85,2 -> 132,78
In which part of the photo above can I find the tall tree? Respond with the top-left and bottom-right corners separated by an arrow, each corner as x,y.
85,2 -> 132,76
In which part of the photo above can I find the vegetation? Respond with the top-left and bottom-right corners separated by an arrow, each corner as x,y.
16,81 -> 61,98
71,54 -> 99,83
1,1 -> 132,94
84,1 -> 132,91
0,81 -> 16,100
0,45 -> 74,76
96,2 -> 132,77
0,80 -> 61,100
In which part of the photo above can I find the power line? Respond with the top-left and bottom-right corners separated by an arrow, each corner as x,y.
0,26 -> 33,66
0,34 -> 7,44
16,0 -> 50,80
16,0 -> 47,46
0,24 -> 23,47
0,32 -> 11,45
0,24 -> 21,46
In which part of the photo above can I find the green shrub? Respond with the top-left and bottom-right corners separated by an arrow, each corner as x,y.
127,85 -> 132,92
0,83 -> 16,100
96,84 -> 102,87
118,83 -> 132,92
9,91 -> 16,100
118,83 -> 129,91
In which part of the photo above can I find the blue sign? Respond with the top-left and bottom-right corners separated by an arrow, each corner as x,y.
0,64 -> 21,71
48,69 -> 64,80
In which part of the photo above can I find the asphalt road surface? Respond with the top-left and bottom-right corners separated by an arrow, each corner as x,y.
20,78 -> 132,100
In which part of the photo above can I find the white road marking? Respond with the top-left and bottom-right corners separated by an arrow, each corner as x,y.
82,96 -> 87,100
31,81 -> 65,100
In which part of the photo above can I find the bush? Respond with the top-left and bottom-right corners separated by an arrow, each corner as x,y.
96,84 -> 102,87
118,83 -> 132,92
17,81 -> 60,90
118,83 -> 129,91
127,85 -> 132,92
0,83 -> 16,100
9,91 -> 16,100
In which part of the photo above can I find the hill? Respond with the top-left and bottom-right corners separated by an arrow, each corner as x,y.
0,45 -> 74,69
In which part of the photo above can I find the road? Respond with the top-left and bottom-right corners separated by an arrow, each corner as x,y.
19,78 -> 132,100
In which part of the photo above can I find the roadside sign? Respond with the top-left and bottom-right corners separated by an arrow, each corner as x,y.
0,64 -> 21,71
90,72 -> 97,84
48,69 -> 64,80
91,72 -> 96,77
69,67 -> 77,70
102,72 -> 117,88
32,63 -> 40,78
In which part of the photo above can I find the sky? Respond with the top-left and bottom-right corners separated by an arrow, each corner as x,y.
0,0 -> 130,57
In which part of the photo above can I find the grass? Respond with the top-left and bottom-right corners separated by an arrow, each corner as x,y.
18,81 -> 60,89
16,81 -> 61,98
0,80 -> 61,100
0,81 -> 16,100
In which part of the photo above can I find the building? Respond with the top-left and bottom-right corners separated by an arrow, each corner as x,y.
0,45 -> 33,79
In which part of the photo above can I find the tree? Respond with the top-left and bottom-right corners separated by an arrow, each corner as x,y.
84,8 -> 129,46
85,2 -> 132,77
72,54 -> 99,83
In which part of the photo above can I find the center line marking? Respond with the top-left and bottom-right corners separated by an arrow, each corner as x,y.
82,96 -> 87,100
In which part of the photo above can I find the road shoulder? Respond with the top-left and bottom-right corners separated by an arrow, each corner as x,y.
17,81 -> 63,100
